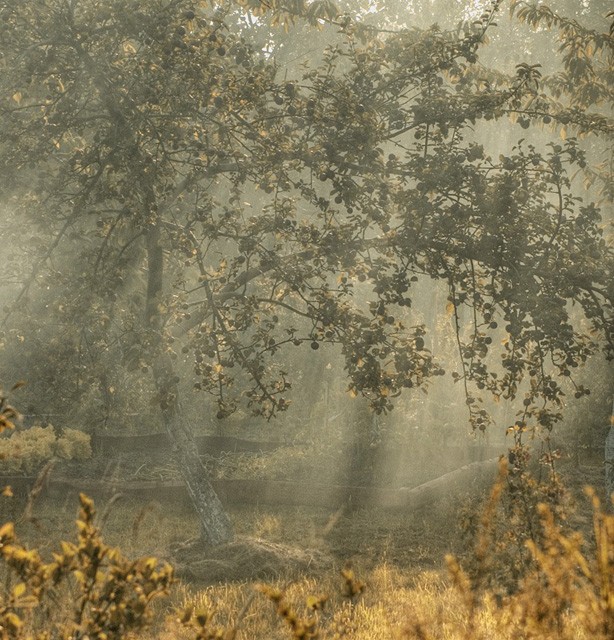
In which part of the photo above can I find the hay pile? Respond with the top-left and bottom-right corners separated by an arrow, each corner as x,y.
171,536 -> 332,584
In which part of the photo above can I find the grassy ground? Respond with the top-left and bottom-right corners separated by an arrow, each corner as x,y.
6,483 -> 464,571
0,457 -> 611,638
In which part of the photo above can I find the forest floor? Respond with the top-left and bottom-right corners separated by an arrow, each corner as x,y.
0,454 -> 609,638
2,453 -> 606,573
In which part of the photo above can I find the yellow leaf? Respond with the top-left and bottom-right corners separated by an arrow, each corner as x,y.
2,485 -> 13,497
446,302 -> 455,316
3,612 -> 22,631
0,416 -> 15,431
12,583 -> 26,598
73,570 -> 86,584
560,126 -> 567,140
0,522 -> 15,539
61,541 -> 76,555
12,91 -> 22,104
306,594 -> 327,610
14,595 -> 38,609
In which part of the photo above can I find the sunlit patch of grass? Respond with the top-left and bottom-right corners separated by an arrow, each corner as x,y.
164,567 -> 413,639
154,480 -> 612,640
159,565 -> 493,639
2,458 -> 611,639
252,513 -> 283,539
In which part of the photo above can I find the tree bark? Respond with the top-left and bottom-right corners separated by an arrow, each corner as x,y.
162,405 -> 234,546
606,397 -> 614,510
145,222 -> 233,546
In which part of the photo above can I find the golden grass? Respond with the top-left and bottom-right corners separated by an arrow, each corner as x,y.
1,460 -> 612,639
154,532 -> 612,640
151,467 -> 613,640
153,540 -> 611,640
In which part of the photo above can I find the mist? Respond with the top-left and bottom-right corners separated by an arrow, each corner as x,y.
0,1 -> 612,638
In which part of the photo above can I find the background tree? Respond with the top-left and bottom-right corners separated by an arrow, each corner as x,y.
0,0 -> 612,545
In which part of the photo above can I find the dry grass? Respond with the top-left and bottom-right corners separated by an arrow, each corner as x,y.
171,535 -> 332,583
1,459 -> 611,639
156,564 -> 432,640
155,534 -> 612,639
152,462 -> 613,640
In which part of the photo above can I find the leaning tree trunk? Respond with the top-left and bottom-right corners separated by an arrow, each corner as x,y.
606,396 -> 614,510
146,221 -> 233,546
161,400 -> 233,546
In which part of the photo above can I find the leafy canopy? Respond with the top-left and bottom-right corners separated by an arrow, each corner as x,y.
0,0 -> 612,433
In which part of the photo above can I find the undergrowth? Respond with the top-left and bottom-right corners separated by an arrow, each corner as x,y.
0,493 -> 173,639
458,451 -> 571,598
0,468 -> 611,639
1,388 -> 611,638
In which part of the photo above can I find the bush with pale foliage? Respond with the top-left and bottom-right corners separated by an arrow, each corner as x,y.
0,426 -> 91,474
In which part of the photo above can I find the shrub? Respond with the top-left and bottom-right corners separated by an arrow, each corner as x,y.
442,485 -> 613,640
54,428 -> 92,461
0,425 -> 91,474
0,494 -> 173,639
458,453 -> 571,598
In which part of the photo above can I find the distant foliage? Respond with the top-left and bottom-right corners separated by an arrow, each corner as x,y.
0,426 -> 91,474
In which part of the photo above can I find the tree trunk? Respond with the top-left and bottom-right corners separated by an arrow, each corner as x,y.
606,397 -> 614,510
396,457 -> 501,509
162,405 -> 233,546
145,222 -> 233,546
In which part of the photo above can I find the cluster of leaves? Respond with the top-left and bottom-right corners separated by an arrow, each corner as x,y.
0,0 -> 612,441
445,478 -> 613,640
507,1 -> 614,202
0,425 -> 91,474
0,494 -> 173,639
0,385 -> 21,433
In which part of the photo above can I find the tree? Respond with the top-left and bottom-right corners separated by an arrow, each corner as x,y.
1,0 -> 612,545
